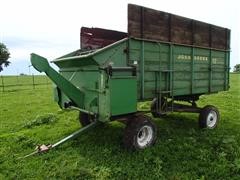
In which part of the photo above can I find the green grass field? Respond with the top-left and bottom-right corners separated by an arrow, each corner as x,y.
0,74 -> 240,179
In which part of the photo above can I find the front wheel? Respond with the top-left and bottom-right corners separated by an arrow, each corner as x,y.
199,105 -> 220,129
123,115 -> 157,150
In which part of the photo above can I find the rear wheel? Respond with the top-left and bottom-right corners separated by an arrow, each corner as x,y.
123,115 -> 157,150
199,105 -> 219,129
79,112 -> 94,127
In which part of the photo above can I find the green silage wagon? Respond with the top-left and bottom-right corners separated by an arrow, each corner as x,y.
31,4 -> 230,150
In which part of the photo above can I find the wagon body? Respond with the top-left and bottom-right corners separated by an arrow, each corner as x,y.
46,4 -> 230,122
51,36 -> 229,121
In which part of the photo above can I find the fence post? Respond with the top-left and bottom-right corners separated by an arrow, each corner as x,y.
32,74 -> 35,89
1,75 -> 4,92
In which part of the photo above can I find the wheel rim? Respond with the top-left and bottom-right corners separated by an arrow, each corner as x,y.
206,110 -> 217,128
137,125 -> 153,148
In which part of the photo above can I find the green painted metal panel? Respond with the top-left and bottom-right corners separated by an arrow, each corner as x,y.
93,41 -> 128,67
109,77 -> 137,116
128,38 -> 230,99
60,70 -> 99,113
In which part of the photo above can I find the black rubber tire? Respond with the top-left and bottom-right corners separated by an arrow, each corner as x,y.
151,97 -> 167,117
199,105 -> 220,129
79,112 -> 94,127
123,115 -> 157,150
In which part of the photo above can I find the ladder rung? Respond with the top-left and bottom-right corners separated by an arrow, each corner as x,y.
161,91 -> 172,93
161,70 -> 173,72
156,91 -> 172,94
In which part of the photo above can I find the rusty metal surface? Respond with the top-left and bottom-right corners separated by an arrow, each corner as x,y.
128,4 -> 230,50
80,27 -> 127,50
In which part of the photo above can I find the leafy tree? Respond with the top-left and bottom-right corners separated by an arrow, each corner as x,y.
0,43 -> 10,72
234,64 -> 240,72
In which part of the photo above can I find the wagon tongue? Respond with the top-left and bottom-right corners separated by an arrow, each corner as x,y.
18,121 -> 98,159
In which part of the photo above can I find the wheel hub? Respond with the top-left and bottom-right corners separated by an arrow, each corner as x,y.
137,125 -> 153,148
206,110 -> 217,128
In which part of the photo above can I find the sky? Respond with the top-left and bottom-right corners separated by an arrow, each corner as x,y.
0,0 -> 239,75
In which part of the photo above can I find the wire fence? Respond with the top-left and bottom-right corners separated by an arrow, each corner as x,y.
0,75 -> 51,92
